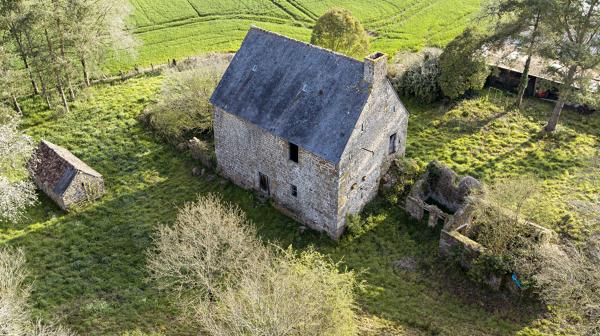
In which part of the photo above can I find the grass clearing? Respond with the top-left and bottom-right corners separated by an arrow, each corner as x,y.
107,0 -> 483,72
3,74 -> 597,334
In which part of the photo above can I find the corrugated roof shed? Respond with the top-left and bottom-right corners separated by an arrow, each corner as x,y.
210,27 -> 372,163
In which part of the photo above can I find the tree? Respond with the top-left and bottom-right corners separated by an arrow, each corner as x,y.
310,7 -> 369,58
0,46 -> 26,113
482,0 -> 554,108
0,0 -> 40,95
67,0 -> 138,87
438,28 -> 490,99
147,194 -> 358,336
391,49 -> 442,104
0,108 -> 37,223
541,0 -> 600,132
0,0 -> 140,112
0,247 -> 75,336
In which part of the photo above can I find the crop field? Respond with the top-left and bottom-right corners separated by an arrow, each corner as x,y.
107,0 -> 483,72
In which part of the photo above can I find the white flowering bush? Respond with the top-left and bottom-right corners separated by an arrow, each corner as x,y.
0,109 -> 37,223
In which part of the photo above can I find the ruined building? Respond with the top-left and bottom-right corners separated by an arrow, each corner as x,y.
210,27 -> 408,238
29,140 -> 104,210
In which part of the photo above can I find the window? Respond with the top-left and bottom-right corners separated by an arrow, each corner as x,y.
259,172 -> 269,194
289,142 -> 299,163
388,133 -> 397,154
291,184 -> 298,197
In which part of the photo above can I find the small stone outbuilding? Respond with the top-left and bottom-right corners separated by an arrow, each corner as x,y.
29,140 -> 104,210
210,27 -> 409,238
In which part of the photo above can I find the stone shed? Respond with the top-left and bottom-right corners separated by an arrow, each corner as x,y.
29,140 -> 104,210
210,27 -> 409,239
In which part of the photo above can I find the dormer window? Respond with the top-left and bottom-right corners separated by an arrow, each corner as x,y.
289,142 -> 299,163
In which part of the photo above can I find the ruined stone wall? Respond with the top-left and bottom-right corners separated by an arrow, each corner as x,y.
214,108 -> 341,238
62,173 -> 105,209
337,80 -> 409,227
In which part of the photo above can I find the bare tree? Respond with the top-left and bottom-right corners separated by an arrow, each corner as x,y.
147,194 -> 359,336
0,247 -> 75,336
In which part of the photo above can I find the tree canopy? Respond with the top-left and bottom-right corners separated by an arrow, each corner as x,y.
310,7 -> 369,58
438,28 -> 490,99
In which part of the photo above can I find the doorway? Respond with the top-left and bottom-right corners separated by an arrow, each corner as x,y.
259,172 -> 270,195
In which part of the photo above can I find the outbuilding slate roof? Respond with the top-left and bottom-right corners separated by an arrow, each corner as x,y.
210,27 -> 372,163
31,140 -> 102,195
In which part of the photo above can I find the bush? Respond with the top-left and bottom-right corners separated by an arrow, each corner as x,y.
466,176 -> 543,255
516,236 -> 600,335
391,50 -> 442,104
147,194 -> 359,335
198,248 -> 358,336
438,28 -> 490,100
380,157 -> 422,205
0,247 -> 74,336
0,112 -> 37,223
141,54 -> 229,143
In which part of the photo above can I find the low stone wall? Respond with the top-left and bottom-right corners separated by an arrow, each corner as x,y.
439,229 -> 484,269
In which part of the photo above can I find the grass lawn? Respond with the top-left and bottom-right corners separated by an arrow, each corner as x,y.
4,73 -> 598,335
106,0 -> 483,73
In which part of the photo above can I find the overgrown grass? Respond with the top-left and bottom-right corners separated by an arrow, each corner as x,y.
0,76 -> 569,335
106,0 -> 482,73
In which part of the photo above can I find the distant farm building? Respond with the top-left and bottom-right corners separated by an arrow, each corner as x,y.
210,27 -> 409,238
485,46 -> 599,112
29,140 -> 104,210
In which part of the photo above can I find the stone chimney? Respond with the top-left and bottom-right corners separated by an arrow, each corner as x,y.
363,52 -> 388,85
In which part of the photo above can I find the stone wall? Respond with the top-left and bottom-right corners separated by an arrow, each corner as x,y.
337,80 -> 409,228
214,108 -> 341,238
62,173 -> 105,209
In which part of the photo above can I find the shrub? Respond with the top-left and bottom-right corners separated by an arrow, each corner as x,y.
516,236 -> 600,335
438,28 -> 490,99
147,194 -> 359,335
391,50 -> 442,104
198,248 -> 358,336
141,54 -> 229,143
380,157 -> 422,205
0,112 -> 37,223
0,247 -> 74,336
466,176 -> 543,255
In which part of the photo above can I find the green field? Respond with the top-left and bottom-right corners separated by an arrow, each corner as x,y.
107,0 -> 483,72
3,73 -> 598,335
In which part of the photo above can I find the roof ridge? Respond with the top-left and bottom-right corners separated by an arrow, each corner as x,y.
248,25 -> 363,65
41,140 -> 102,177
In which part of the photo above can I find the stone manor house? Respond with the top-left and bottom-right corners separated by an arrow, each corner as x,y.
210,27 -> 408,238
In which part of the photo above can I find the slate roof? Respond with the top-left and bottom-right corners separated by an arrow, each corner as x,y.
30,140 -> 102,196
210,27 -> 372,163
